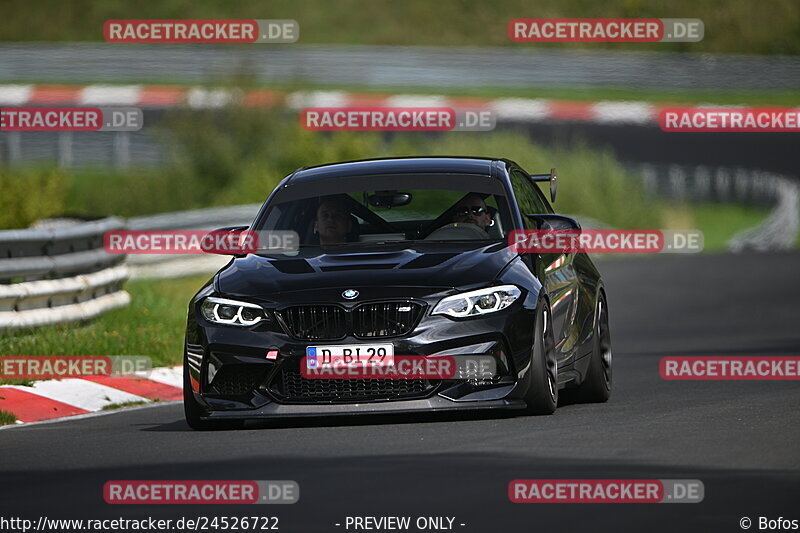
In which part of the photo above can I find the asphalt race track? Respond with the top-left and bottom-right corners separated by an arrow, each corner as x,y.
1,252 -> 799,533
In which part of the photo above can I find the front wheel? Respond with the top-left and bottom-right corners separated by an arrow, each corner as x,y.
524,301 -> 558,415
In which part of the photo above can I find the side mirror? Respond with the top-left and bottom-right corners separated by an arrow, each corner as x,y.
203,225 -> 250,255
525,214 -> 581,232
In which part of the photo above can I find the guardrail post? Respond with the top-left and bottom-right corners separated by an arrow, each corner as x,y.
693,166 -> 711,202
58,131 -> 73,168
6,131 -> 22,164
113,131 -> 130,169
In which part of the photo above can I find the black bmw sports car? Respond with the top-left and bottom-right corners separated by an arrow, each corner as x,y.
184,157 -> 612,429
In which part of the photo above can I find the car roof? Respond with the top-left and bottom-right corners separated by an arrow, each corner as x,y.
288,157 -> 500,184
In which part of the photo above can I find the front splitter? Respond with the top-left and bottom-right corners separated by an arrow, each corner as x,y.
202,395 -> 527,420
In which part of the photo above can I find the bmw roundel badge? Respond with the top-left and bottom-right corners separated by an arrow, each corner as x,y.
342,289 -> 359,300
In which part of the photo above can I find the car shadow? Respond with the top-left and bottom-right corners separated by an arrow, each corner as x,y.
140,407 -> 521,432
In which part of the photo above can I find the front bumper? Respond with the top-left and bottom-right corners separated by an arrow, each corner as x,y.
186,293 -> 537,419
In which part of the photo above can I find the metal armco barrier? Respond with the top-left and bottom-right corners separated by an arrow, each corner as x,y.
0,217 -> 130,329
126,204 -> 260,279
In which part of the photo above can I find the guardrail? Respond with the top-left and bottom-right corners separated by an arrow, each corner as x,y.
127,204 -> 261,279
636,164 -> 800,250
2,45 -> 797,89
0,217 -> 130,329
729,174 -> 799,252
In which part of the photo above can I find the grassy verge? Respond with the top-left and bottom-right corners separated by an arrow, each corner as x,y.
2,80 -> 796,107
102,400 -> 153,411
2,0 -> 799,55
0,409 -> 18,426
0,167 -> 68,229
690,203 -> 773,251
661,203 -> 773,251
0,378 -> 35,387
0,275 -> 208,382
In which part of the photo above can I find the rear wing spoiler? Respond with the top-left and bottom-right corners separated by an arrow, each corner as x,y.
529,167 -> 558,203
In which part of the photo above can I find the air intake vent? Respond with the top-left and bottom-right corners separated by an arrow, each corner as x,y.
279,301 -> 425,340
210,364 -> 269,396
352,302 -> 425,338
270,259 -> 315,274
280,305 -> 346,340
270,362 -> 435,402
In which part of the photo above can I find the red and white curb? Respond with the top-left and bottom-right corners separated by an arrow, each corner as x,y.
0,366 -> 182,425
0,83 -> 694,125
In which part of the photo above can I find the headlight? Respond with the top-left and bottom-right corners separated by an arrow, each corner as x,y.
200,297 -> 267,326
432,285 -> 522,318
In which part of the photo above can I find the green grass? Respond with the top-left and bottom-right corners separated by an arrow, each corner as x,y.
0,409 -> 18,426
0,275 -> 209,379
63,167 -> 216,219
0,378 -> 35,387
691,203 -> 772,251
4,80 -> 795,108
246,83 -> 800,107
0,167 -> 68,229
101,400 -> 153,410
2,0 -> 800,55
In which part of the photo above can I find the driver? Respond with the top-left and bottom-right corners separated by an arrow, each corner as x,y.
452,193 -> 492,231
314,197 -> 353,245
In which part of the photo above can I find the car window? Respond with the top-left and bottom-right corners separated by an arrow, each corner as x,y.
510,169 -> 549,214
257,187 -> 510,245
347,190 -> 465,222
510,168 -> 553,229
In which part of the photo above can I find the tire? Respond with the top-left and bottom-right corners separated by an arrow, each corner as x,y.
524,300 -> 558,415
183,362 -> 244,431
573,292 -> 612,403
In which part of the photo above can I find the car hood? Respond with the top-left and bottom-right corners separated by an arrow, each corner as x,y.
216,242 -> 517,301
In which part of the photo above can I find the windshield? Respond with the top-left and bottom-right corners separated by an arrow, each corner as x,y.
254,175 -> 513,247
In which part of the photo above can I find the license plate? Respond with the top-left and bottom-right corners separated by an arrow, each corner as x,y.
306,344 -> 394,370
